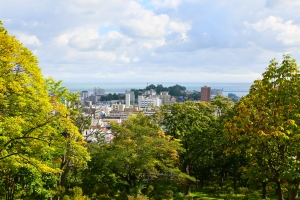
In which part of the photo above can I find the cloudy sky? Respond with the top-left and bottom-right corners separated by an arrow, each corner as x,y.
1,0 -> 300,82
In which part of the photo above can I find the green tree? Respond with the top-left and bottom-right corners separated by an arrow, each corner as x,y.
83,113 -> 192,197
0,21 -> 62,199
45,78 -> 90,196
168,84 -> 186,96
0,22 -> 89,199
226,55 -> 300,200
156,101 -> 220,193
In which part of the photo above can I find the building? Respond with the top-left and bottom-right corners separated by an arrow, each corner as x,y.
109,110 -> 139,121
125,91 -> 135,102
159,91 -> 171,105
144,89 -> 156,96
125,93 -> 131,107
112,104 -> 125,111
94,87 -> 105,96
138,96 -> 161,109
81,91 -> 89,100
200,86 -> 211,102
211,88 -> 223,96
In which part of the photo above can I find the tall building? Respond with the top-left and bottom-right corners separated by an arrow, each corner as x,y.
81,91 -> 89,100
125,91 -> 135,102
94,87 -> 105,95
200,86 -> 211,102
125,93 -> 130,107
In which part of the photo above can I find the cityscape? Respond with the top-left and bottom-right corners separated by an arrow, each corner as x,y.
2,0 -> 300,199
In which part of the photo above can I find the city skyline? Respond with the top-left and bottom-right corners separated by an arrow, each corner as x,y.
1,0 -> 300,82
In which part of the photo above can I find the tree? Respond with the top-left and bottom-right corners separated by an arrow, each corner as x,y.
155,101 -> 221,193
0,22 -> 89,199
168,84 -> 186,96
83,113 -> 192,198
225,55 -> 300,200
45,78 -> 90,196
0,21 -> 62,199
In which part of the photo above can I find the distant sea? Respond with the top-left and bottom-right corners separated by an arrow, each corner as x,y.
62,82 -> 253,97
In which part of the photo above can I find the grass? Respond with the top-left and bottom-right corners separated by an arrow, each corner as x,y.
185,190 -> 279,200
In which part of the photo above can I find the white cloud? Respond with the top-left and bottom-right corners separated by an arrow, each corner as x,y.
119,54 -> 131,63
15,32 -> 42,46
245,16 -> 300,45
151,0 -> 182,9
167,20 -> 191,33
120,13 -> 170,38
2,0 -> 300,83
133,57 -> 140,62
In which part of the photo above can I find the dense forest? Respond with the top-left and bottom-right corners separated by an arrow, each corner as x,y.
2,21 -> 300,200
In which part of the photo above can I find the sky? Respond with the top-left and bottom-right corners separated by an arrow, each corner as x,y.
1,0 -> 300,82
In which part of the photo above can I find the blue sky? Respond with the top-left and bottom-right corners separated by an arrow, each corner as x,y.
1,0 -> 300,82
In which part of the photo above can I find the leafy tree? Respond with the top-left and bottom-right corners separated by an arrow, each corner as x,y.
168,84 -> 186,96
0,22 -> 89,199
225,55 -> 300,200
83,113 -> 192,198
0,21 -> 63,199
155,101 -> 220,194
145,84 -> 156,91
45,79 -> 90,195
155,84 -> 168,94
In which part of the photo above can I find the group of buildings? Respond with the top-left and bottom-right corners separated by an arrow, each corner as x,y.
79,86 -> 232,142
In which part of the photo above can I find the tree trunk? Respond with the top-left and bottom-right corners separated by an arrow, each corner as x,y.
262,182 -> 267,199
276,180 -> 284,200
185,164 -> 191,194
58,159 -> 72,187
288,179 -> 299,200
288,189 -> 298,200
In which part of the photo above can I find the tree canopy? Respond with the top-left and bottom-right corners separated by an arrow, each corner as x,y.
226,55 -> 300,200
0,21 -> 89,199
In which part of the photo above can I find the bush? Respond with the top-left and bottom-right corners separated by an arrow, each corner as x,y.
173,192 -> 185,200
127,194 -> 148,200
63,195 -> 71,200
165,190 -> 173,199
98,194 -> 114,200
239,187 -> 249,200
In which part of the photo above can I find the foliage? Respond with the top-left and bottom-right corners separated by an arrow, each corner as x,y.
0,20 -> 63,199
155,100 -> 232,193
225,55 -> 300,200
0,21 -> 89,199
82,113 -> 192,197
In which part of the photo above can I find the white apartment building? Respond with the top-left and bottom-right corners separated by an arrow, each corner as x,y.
138,96 -> 161,109
159,91 -> 171,105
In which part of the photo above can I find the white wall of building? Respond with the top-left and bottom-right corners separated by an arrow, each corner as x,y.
138,96 -> 161,109
125,93 -> 130,107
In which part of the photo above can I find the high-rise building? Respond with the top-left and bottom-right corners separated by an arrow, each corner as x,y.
81,91 -> 89,100
200,86 -> 211,102
125,93 -> 130,107
94,87 -> 105,95
125,91 -> 135,102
